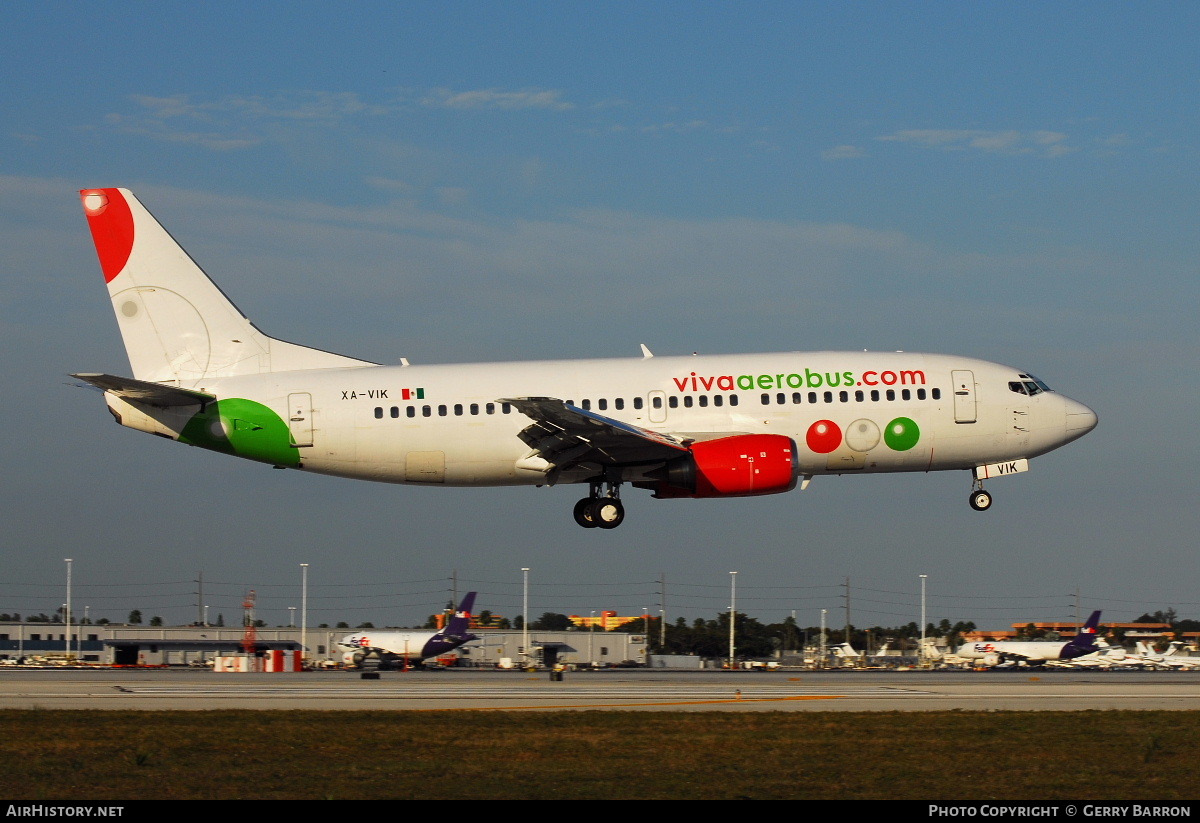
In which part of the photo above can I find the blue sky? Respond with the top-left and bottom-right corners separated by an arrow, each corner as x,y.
1,3 -> 1197,635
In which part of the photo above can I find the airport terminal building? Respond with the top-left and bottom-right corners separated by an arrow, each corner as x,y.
0,622 -> 649,669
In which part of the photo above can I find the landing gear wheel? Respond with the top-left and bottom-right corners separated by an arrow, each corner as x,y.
591,498 -> 625,530
573,497 -> 599,528
969,489 -> 993,511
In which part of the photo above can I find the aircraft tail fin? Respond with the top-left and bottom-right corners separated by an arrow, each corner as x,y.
79,188 -> 373,384
1062,610 -> 1102,659
444,592 -> 477,638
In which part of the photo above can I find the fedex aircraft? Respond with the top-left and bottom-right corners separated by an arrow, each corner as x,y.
339,592 -> 478,668
73,188 -> 1097,529
958,610 -> 1103,666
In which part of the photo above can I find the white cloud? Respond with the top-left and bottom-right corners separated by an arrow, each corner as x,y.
877,129 -> 1079,157
822,144 -> 866,160
422,87 -> 574,111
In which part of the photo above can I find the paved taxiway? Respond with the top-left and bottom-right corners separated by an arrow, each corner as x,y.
3,668 -> 1200,711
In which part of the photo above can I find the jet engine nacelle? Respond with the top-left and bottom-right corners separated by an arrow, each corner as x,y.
650,434 -> 797,498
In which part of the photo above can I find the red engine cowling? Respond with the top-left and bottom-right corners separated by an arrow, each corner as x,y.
649,434 -> 798,499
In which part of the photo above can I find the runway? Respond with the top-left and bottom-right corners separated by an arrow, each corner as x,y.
4,668 -> 1200,711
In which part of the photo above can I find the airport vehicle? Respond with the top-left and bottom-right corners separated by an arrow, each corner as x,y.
957,611 -> 1103,666
338,593 -> 478,669
73,188 -> 1098,529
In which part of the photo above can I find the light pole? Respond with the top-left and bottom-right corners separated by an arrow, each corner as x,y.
919,574 -> 928,667
521,567 -> 530,669
64,558 -> 73,659
820,609 -> 827,669
589,609 -> 596,666
300,563 -> 309,665
728,571 -> 737,670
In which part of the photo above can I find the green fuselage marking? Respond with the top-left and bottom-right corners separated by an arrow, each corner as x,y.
180,398 -> 300,467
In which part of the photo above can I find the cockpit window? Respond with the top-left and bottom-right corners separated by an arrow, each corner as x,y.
1016,373 -> 1053,396
1009,381 -> 1029,396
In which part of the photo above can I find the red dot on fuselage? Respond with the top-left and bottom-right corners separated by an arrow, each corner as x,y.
806,420 -> 842,453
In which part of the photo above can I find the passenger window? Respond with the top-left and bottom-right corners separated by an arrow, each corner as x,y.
823,391 -> 833,403
761,393 -> 771,405
651,396 -> 662,409
439,405 -> 448,416
917,388 -> 926,400
932,388 -> 942,400
634,397 -> 644,410
839,391 -> 848,402
453,404 -> 463,416
886,390 -> 896,401
390,406 -> 400,418
581,399 -> 591,410
698,395 -> 708,408
407,406 -> 416,418
615,398 -> 624,410
598,398 -> 607,411
668,396 -> 679,408
470,403 -> 479,415
374,407 -> 383,419
502,403 -> 512,414
793,392 -> 803,404
422,405 -> 432,417
901,389 -> 911,401
683,396 -> 693,408
729,395 -> 739,407
486,403 -> 495,415
855,390 -> 864,402
713,395 -> 723,407
871,390 -> 880,402
808,392 -> 818,404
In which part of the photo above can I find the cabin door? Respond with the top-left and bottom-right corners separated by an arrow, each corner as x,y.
951,371 -> 977,424
287,393 -> 314,447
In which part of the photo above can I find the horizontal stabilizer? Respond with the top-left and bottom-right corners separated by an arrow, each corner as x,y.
71,373 -> 215,407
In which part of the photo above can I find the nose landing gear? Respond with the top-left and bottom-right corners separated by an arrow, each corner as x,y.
969,480 -> 993,512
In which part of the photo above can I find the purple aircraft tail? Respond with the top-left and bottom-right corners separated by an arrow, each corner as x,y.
444,592 -> 477,639
1061,610 -> 1102,660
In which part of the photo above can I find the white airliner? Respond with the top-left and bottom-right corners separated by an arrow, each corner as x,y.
958,611 -> 1103,666
73,188 -> 1097,529
338,593 -> 478,669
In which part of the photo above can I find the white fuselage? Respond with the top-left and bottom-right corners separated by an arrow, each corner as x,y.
146,349 -> 1094,488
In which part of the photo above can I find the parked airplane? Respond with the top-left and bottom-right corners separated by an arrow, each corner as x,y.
1046,639 -> 1129,669
338,592 -> 478,668
73,188 -> 1098,529
958,611 -> 1103,666
1128,641 -> 1200,670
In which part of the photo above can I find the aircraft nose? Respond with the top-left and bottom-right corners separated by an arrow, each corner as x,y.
1063,397 -> 1098,437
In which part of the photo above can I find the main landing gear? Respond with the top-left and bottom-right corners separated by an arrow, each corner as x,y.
969,479 -> 993,512
573,479 -> 626,529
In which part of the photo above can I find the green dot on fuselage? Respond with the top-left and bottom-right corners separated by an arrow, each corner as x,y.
884,417 -> 920,451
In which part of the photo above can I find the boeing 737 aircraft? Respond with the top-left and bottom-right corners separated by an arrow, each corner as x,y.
338,592 -> 478,668
73,188 -> 1097,529
958,611 -> 1103,666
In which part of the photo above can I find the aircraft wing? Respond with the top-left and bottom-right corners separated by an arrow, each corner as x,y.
999,651 -> 1050,664
72,373 -> 216,407
502,397 -> 690,470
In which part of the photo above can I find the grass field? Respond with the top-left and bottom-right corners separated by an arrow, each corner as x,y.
3,710 -> 1198,800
